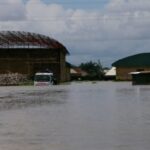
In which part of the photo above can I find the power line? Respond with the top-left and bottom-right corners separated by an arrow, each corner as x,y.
60,38 -> 150,42
0,1 -> 109,5
1,13 -> 150,22
0,0 -> 149,4
2,15 -> 150,21
22,0 -> 150,2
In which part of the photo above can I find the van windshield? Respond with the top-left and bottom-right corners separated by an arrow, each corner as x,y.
34,75 -> 51,82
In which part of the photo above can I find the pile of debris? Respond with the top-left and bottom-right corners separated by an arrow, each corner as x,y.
0,73 -> 28,86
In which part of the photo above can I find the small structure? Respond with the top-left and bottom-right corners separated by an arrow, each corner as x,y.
130,71 -> 150,85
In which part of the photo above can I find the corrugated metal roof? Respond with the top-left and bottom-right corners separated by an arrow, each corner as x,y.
70,68 -> 78,74
0,31 -> 69,54
105,67 -> 116,76
130,71 -> 150,75
112,53 -> 150,67
70,68 -> 88,76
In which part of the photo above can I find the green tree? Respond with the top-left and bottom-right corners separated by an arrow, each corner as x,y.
79,60 -> 104,80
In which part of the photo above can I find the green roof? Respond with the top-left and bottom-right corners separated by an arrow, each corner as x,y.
112,53 -> 150,67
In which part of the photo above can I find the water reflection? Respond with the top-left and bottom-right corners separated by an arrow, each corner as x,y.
0,82 -> 150,150
0,86 -> 68,110
113,83 -> 150,150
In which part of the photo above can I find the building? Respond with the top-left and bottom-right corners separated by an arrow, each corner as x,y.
130,71 -> 150,85
112,53 -> 150,80
104,67 -> 116,80
0,31 -> 69,83
70,67 -> 88,80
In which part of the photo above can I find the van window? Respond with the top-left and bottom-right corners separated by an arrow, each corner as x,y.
34,75 -> 51,82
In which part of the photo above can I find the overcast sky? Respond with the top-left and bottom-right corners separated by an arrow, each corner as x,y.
0,0 -> 150,67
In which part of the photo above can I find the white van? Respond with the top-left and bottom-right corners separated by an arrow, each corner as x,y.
34,72 -> 54,86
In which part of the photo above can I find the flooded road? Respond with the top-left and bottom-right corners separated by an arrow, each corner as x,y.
0,82 -> 150,150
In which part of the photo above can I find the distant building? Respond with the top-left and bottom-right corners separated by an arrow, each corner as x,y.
0,31 -> 69,83
70,67 -> 88,80
130,71 -> 150,85
104,67 -> 116,80
112,53 -> 150,80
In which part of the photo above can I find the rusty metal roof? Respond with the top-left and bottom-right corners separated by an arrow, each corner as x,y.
0,31 -> 69,54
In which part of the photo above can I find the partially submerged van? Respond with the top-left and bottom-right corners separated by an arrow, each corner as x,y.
34,72 -> 55,86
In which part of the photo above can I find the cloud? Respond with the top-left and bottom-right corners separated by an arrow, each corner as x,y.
106,0 -> 150,12
0,0 -> 150,66
0,0 -> 26,21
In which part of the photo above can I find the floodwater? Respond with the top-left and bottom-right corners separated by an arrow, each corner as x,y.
0,82 -> 150,150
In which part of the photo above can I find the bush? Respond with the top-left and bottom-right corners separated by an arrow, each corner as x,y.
79,60 -> 104,80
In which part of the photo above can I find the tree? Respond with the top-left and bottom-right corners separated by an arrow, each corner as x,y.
79,60 -> 104,80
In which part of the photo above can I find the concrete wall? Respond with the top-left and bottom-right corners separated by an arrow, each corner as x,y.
65,65 -> 71,82
59,50 -> 66,82
116,67 -> 150,80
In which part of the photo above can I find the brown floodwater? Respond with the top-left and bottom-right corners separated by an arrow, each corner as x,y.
0,81 -> 150,150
